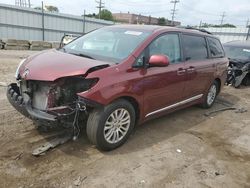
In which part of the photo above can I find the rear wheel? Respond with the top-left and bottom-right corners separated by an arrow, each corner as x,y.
201,81 -> 219,108
86,99 -> 135,151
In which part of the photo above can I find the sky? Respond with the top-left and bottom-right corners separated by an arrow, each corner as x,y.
1,0 -> 250,26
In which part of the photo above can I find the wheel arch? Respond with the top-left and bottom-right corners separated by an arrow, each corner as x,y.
112,96 -> 141,125
214,78 -> 221,93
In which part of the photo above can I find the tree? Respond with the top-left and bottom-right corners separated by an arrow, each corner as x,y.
219,23 -> 236,28
45,5 -> 59,13
98,9 -> 113,21
158,17 -> 166,26
34,5 -> 59,13
83,13 -> 96,18
201,23 -> 236,28
34,7 -> 42,11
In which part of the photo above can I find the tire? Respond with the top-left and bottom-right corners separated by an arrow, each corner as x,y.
201,81 -> 219,109
232,79 -> 241,88
86,99 -> 136,151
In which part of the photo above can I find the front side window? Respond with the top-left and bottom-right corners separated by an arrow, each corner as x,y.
135,51 -> 146,67
207,37 -> 224,58
148,34 -> 181,64
182,35 -> 208,60
63,28 -> 151,64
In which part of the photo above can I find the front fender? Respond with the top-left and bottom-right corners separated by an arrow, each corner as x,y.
77,81 -> 143,107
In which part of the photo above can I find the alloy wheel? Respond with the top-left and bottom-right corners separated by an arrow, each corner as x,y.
103,108 -> 131,144
207,84 -> 217,105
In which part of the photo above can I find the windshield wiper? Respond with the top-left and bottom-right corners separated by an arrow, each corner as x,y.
73,53 -> 95,60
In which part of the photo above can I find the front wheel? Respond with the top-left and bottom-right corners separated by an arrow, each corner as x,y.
86,99 -> 135,151
201,81 -> 219,108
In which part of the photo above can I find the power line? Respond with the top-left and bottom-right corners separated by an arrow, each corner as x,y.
111,1 -> 167,6
170,0 -> 179,25
96,0 -> 105,19
181,2 -> 219,16
220,12 -> 226,25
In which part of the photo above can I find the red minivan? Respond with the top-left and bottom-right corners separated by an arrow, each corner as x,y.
7,25 -> 228,150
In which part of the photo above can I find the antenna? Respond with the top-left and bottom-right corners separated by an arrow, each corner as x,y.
170,0 -> 180,26
96,0 -> 105,19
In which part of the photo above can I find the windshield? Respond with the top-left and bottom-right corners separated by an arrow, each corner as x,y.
63,27 -> 151,64
224,46 -> 250,61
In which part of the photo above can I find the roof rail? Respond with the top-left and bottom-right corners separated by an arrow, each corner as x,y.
184,26 -> 213,35
177,26 -> 212,35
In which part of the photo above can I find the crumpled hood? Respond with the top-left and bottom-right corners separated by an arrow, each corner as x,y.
19,49 -> 110,81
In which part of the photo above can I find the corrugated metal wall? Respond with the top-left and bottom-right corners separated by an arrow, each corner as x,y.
0,3 -> 114,41
201,27 -> 250,43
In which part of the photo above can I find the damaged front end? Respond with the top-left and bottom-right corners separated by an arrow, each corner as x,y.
7,76 -> 101,130
226,59 -> 250,88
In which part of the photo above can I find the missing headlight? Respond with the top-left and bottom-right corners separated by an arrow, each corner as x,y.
58,77 -> 98,105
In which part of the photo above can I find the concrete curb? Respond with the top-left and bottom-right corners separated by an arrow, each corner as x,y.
0,39 -> 60,51
4,39 -> 30,50
30,41 -> 53,51
0,39 -> 5,49
51,41 -> 60,49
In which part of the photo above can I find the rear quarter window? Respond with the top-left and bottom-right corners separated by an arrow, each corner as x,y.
182,34 -> 208,60
207,37 -> 224,58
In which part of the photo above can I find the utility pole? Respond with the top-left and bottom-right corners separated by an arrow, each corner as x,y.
96,0 -> 105,19
247,20 -> 250,40
170,0 -> 180,26
41,1 -> 45,41
199,20 -> 202,28
246,25 -> 250,40
220,12 -> 226,25
83,9 -> 86,34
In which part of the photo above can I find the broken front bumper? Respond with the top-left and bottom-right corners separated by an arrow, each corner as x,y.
6,83 -> 101,126
7,83 -> 61,124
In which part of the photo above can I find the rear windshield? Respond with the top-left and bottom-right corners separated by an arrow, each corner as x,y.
224,46 -> 250,61
63,27 -> 151,64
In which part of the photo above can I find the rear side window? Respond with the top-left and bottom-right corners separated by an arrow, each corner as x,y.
207,37 -> 224,58
182,35 -> 208,60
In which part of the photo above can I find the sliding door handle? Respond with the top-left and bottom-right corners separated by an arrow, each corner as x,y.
187,66 -> 195,73
177,68 -> 186,75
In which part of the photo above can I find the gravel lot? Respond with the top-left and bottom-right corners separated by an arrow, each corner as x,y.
0,50 -> 250,188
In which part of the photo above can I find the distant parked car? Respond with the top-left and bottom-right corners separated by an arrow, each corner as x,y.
60,33 -> 81,48
7,25 -> 228,151
224,41 -> 250,87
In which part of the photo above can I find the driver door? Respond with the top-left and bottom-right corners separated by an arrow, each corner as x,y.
142,33 -> 187,118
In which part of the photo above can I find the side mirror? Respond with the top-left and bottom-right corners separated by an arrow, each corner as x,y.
148,55 -> 170,67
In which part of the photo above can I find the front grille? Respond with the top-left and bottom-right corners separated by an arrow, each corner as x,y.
32,84 -> 50,110
19,80 -> 30,103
